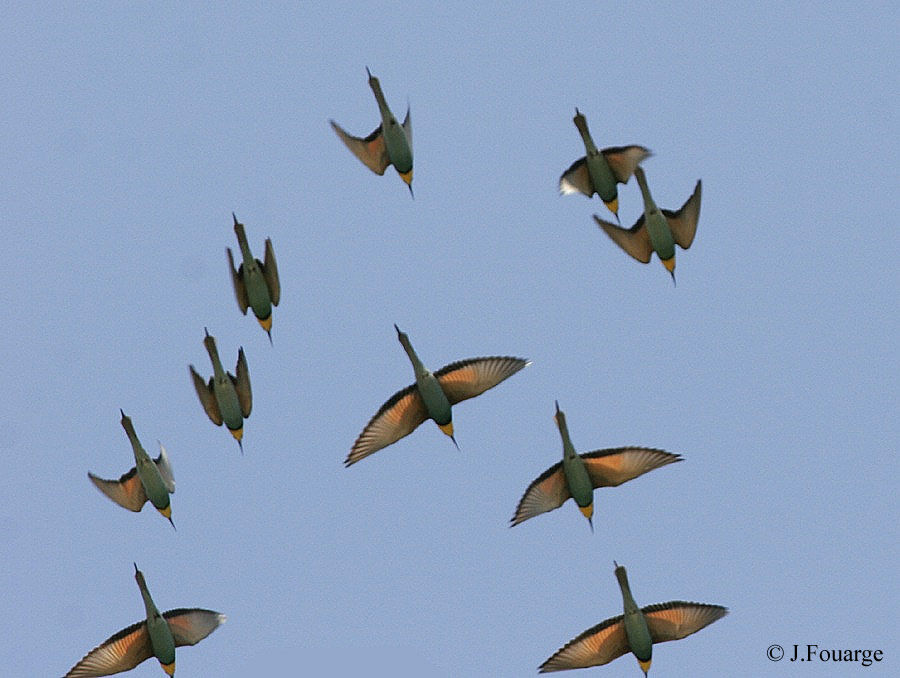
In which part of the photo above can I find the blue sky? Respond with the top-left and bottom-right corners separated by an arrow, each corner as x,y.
2,3 -> 897,676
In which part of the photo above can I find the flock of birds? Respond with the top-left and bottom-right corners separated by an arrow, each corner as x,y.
65,68 -> 725,676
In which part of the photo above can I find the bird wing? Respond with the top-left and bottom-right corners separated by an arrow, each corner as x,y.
594,214 -> 654,263
330,119 -> 390,175
189,366 -> 223,425
434,356 -> 530,405
402,106 -> 412,146
643,601 -> 728,643
87,469 -> 147,512
510,462 -> 570,526
558,157 -> 594,197
226,247 -> 249,314
64,619 -> 153,677
164,608 -> 226,647
581,447 -> 682,488
663,179 -> 702,249
346,384 -> 429,466
538,615 -> 629,672
154,444 -> 175,493
262,238 -> 280,306
601,145 -> 652,184
232,348 -> 252,418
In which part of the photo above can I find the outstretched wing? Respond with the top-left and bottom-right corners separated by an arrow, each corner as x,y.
602,145 -> 652,184
664,179 -> 702,250
226,247 -> 249,314
594,214 -> 654,263
87,468 -> 147,512
559,157 -> 593,197
510,462 -> 570,526
232,348 -> 252,418
64,619 -> 152,677
330,119 -> 390,175
262,238 -> 280,306
164,608 -> 227,647
154,444 -> 175,493
643,601 -> 728,643
346,384 -> 429,466
189,366 -> 222,425
581,447 -> 682,488
435,356 -> 529,405
539,614 -> 629,672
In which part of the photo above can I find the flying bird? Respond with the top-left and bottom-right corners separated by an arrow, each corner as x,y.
65,564 -> 225,677
511,402 -> 681,530
189,328 -> 252,452
330,67 -> 414,196
559,108 -> 651,223
346,325 -> 529,465
227,213 -> 280,344
88,410 -> 176,529
594,166 -> 701,284
539,562 -> 727,675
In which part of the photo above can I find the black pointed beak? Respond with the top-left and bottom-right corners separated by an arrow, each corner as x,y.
449,434 -> 459,450
669,269 -> 676,286
168,516 -> 176,531
266,330 -> 273,346
407,182 -> 414,199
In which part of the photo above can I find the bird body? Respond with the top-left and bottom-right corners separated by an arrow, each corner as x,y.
227,213 -> 280,342
594,166 -> 701,283
330,68 -> 413,195
88,411 -> 175,528
510,403 -> 681,529
65,564 -> 225,678
345,325 -> 529,465
539,562 -> 728,674
559,109 -> 650,222
189,328 -> 252,451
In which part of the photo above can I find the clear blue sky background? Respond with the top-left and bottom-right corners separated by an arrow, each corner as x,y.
2,3 -> 897,677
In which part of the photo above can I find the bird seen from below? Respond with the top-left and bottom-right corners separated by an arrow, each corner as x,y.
594,166 -> 701,284
227,213 -> 280,344
539,561 -> 727,675
330,67 -> 414,196
88,410 -> 176,529
559,108 -> 651,224
510,402 -> 681,530
64,563 -> 225,678
189,328 -> 252,452
345,324 -> 529,465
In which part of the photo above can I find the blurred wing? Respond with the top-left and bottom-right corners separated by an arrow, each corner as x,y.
602,145 -> 652,184
87,469 -> 147,512
64,620 -> 152,677
164,608 -> 226,647
435,356 -> 529,405
226,247 -> 249,314
643,601 -> 728,643
558,157 -> 593,197
402,106 -> 412,146
330,119 -> 390,175
346,384 -> 429,466
539,615 -> 629,672
154,444 -> 175,493
190,366 -> 222,426
510,462 -> 570,526
594,214 -> 654,263
664,179 -> 702,249
582,447 -> 682,488
232,348 -> 252,417
262,238 -> 280,306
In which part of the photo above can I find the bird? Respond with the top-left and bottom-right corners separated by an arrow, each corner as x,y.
227,212 -> 280,344
510,402 -> 681,530
594,166 -> 701,284
559,108 -> 651,223
539,561 -> 727,675
330,67 -> 414,196
88,410 -> 176,529
65,563 -> 225,677
346,324 -> 529,465
189,328 -> 251,452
